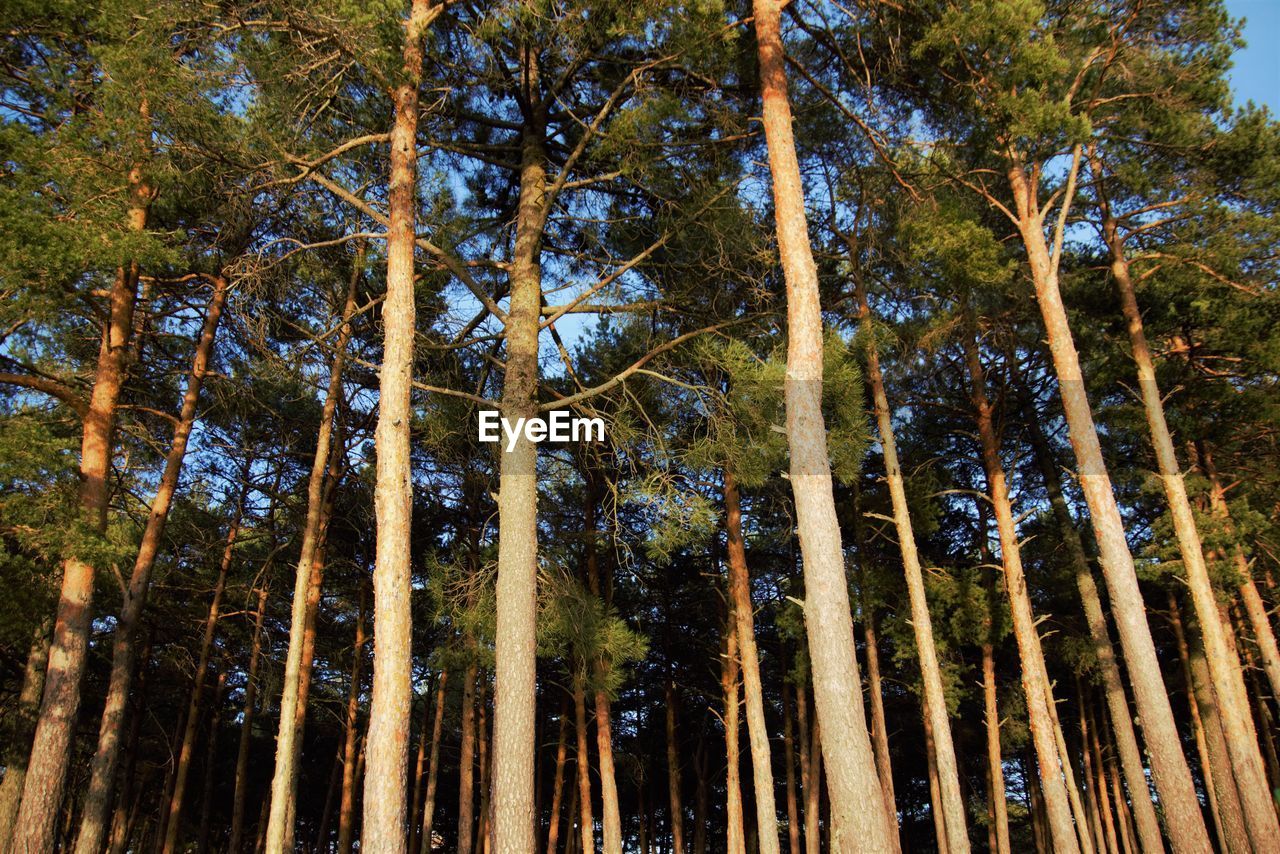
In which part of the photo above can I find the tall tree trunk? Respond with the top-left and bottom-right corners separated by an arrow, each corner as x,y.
316,744 -> 344,852
160,492 -> 243,854
1089,150 -> 1280,851
12,143 -> 152,854
724,614 -> 746,854
783,682 -> 802,854
849,237 -> 963,852
459,660 -> 479,854
418,671 -> 448,854
693,744 -> 709,854
723,468 -> 781,853
1194,440 -> 1280,703
477,679 -> 492,854
265,248 -> 362,852
195,668 -> 227,854
337,583 -> 369,854
1104,730 -> 1138,854
1005,156 -> 1212,854
74,272 -> 229,854
962,329 -> 1081,853
922,707 -> 949,854
107,631 -> 154,854
1085,695 -> 1121,854
573,675 -> 595,854
1048,685 -> 1095,854
360,1 -> 436,849
0,617 -> 51,845
1010,353 -> 1165,854
982,571 -> 1012,854
230,584 -> 270,853
546,699 -> 570,854
753,3 -> 895,848
492,40 -> 547,854
665,681 -> 685,854
804,697 -> 822,854
1168,595 -> 1249,854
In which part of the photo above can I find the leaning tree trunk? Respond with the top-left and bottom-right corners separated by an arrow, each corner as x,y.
1010,351 -> 1165,854
753,2 -> 895,848
160,489 -> 244,854
75,272 -> 229,854
851,241 -> 964,852
1006,157 -> 1213,854
360,1 -> 436,850
964,328 -> 1082,854
1090,151 -> 1280,851
724,468 -> 781,854
0,618 -> 52,844
492,43 -> 547,854
12,142 -> 151,854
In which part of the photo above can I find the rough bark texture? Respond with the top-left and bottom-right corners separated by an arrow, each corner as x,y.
1006,160 -> 1212,854
753,3 -> 895,848
458,659 -> 478,854
1091,155 -> 1280,851
12,149 -> 151,854
981,571 -> 1011,854
74,272 -> 228,854
491,41 -> 545,854
573,675 -> 595,854
0,618 -> 52,844
723,614 -> 746,854
724,469 -> 781,854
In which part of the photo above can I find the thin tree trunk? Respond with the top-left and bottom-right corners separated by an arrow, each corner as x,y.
546,699 -> 570,854
723,469 -> 781,853
477,679 -> 492,854
1090,150 -> 1279,851
108,631 -> 154,854
724,613 -> 745,854
265,248 -> 362,852
0,617 -> 52,844
419,671 -> 448,854
161,493 -> 243,854
1048,685 -> 1095,854
1006,155 -> 1212,854
573,675 -> 594,854
963,329 -> 1080,853
230,584 -> 270,853
1082,688 -> 1120,854
316,743 -> 344,852
849,238 -> 963,852
74,272 -> 229,854
693,744 -> 709,854
923,708 -> 949,854
195,668 -> 227,854
804,700 -> 822,854
337,583 -> 368,854
753,4 -> 895,848
982,571 -> 1012,854
459,660 -> 479,854
665,681 -> 685,854
13,144 -> 151,853
1105,735 -> 1138,854
360,1 -> 437,849
783,683 -> 802,854
1010,354 -> 1165,854
1169,595 -> 1249,854
1027,753 -> 1049,854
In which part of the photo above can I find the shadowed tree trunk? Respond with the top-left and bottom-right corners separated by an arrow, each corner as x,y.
666,680 -> 685,854
0,618 -> 52,844
230,584 -> 270,853
546,698 -> 570,854
458,659 -> 479,854
724,612 -> 745,854
12,138 -> 152,853
337,582 -> 369,854
753,2 -> 895,848
573,674 -> 595,854
107,630 -> 154,854
783,682 -> 802,854
417,670 -> 448,854
1006,155 -> 1212,853
75,271 -> 230,854
195,667 -> 227,854
982,569 -> 1011,854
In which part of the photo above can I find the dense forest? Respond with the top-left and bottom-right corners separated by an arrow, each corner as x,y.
1,1 -> 1278,852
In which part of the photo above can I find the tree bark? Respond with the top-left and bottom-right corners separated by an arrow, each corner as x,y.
982,571 -> 1012,854
573,675 -> 595,854
546,699 -> 570,854
74,270 -> 229,854
230,584 -> 270,853
665,680 -> 685,854
0,617 -> 52,845
783,682 -> 802,854
963,329 -> 1081,853
1010,357 -> 1166,854
1085,695 -> 1121,854
459,660 -> 479,854
265,247 -> 362,852
360,1 -> 436,849
195,668 -> 227,854
12,144 -> 151,854
724,468 -> 781,853
418,671 -> 448,854
1006,158 -> 1213,854
160,491 -> 243,854
753,3 -> 895,848
337,583 -> 369,854
724,612 -> 746,854
1090,151 -> 1280,851
922,706 -> 949,854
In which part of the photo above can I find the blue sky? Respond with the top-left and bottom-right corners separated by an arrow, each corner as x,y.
1226,0 -> 1280,111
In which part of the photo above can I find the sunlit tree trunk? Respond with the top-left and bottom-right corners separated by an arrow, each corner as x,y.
574,675 -> 594,854
12,141 -> 152,854
75,271 -> 229,854
922,709 -> 948,853
724,613 -> 746,854
753,3 -> 895,848
981,569 -> 1011,854
1006,156 -> 1212,853
1089,152 -> 1279,850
